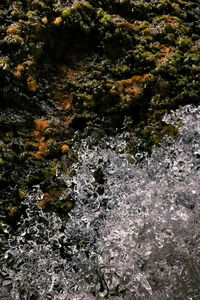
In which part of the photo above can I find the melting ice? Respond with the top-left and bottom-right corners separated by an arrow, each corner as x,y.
0,105 -> 200,299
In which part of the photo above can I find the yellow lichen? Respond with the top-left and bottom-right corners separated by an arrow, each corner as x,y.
125,85 -> 143,99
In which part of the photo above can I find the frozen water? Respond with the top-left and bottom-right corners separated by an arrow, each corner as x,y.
0,105 -> 200,299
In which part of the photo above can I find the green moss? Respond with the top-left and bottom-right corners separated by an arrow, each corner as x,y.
50,199 -> 75,216
163,124 -> 179,138
141,51 -> 155,62
0,158 -> 5,165
79,94 -> 95,108
44,162 -> 58,179
177,37 -> 193,50
62,7 -> 71,18
99,14 -> 113,27
3,35 -> 24,46
46,139 -> 60,156
62,1 -> 92,19
26,10 -> 38,19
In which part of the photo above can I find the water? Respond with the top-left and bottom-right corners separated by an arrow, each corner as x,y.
0,105 -> 200,299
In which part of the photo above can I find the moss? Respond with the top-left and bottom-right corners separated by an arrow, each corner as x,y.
78,94 -> 95,108
18,188 -> 27,199
7,206 -> 20,218
163,124 -> 179,138
0,158 -> 5,165
62,1 -> 92,19
50,199 -> 75,216
62,8 -> 71,18
44,162 -> 58,179
0,0 -> 199,224
177,36 -> 193,50
97,9 -> 113,27
3,34 -> 24,46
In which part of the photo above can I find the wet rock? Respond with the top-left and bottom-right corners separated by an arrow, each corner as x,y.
0,0 -> 199,223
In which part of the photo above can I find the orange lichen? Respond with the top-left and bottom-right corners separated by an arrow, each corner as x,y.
7,24 -> 20,35
31,120 -> 50,159
16,64 -> 24,72
31,137 -> 49,159
119,74 -> 151,86
53,17 -> 63,26
65,71 -> 77,79
132,74 -> 151,83
13,71 -> 22,78
61,144 -> 70,153
125,85 -> 143,98
37,193 -> 53,209
27,76 -> 38,92
13,65 -> 24,78
113,74 -> 151,98
41,17 -> 48,24
65,118 -> 73,126
32,153 -> 44,160
157,47 -> 173,65
35,119 -> 49,132
33,130 -> 42,140
38,138 -> 48,154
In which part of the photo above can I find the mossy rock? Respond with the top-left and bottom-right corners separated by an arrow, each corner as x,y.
0,0 -> 199,224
